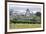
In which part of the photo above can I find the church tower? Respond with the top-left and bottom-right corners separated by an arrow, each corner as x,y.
25,9 -> 31,16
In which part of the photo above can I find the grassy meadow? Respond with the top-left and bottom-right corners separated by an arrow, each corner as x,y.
10,23 -> 41,29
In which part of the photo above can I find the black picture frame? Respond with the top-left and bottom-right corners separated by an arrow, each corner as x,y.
5,0 -> 44,34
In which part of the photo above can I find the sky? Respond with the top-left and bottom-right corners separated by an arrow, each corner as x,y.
9,3 -> 41,14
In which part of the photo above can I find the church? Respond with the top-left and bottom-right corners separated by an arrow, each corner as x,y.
25,9 -> 31,16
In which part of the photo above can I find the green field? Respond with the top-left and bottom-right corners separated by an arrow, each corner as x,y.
10,23 -> 41,29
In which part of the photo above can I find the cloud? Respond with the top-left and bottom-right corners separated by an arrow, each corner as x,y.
9,4 -> 41,14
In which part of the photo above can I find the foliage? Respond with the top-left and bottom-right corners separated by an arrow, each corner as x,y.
10,19 -> 41,24
35,12 -> 41,17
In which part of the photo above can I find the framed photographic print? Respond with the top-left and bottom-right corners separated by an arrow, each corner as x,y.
5,0 -> 44,33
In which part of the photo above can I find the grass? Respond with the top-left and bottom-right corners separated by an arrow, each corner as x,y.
10,23 -> 41,29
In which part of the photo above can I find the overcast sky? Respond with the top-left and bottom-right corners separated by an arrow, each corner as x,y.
9,4 -> 41,14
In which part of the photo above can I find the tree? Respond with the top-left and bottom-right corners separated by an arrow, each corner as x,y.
35,12 -> 41,17
35,12 -> 41,24
9,9 -> 13,16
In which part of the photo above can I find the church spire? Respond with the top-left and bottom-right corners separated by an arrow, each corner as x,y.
25,9 -> 30,16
